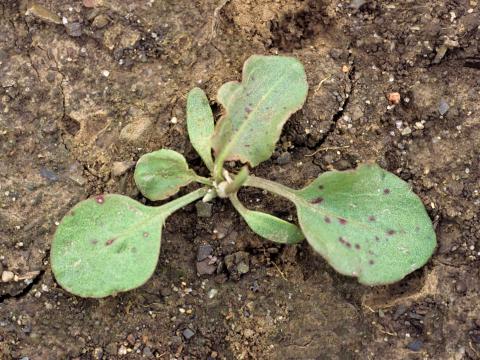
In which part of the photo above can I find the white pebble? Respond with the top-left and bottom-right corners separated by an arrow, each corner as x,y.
170,117 -> 178,124
1,271 -> 14,282
101,70 -> 110,77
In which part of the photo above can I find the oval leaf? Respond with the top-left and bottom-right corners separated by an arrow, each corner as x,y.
134,149 -> 198,201
212,55 -> 308,168
230,194 -> 304,244
187,87 -> 215,170
294,164 -> 436,285
51,195 -> 164,297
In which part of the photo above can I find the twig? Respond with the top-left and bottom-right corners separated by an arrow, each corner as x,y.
305,145 -> 350,157
314,75 -> 333,95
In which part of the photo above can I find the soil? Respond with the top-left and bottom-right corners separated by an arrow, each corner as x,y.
1,0 -> 479,359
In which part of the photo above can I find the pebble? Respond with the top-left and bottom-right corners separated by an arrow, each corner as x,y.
196,259 -> 216,276
387,92 -> 401,105
407,339 -> 423,351
83,0 -> 96,7
93,348 -> 103,360
276,152 -> 292,165
438,99 -> 449,115
182,328 -> 195,340
196,201 -> 213,218
119,118 -> 153,144
101,70 -> 110,77
143,347 -> 153,357
197,244 -> 213,261
92,14 -> 109,29
40,167 -> 59,182
401,127 -> 412,136
111,161 -> 135,177
66,22 -> 82,37
208,288 -> 218,299
225,251 -> 250,275
455,280 -> 467,294
25,3 -> 62,24
1,271 -> 14,282
118,345 -> 127,355
105,342 -> 117,355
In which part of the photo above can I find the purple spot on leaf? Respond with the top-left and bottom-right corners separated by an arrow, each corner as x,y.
105,238 -> 116,246
245,106 -> 252,114
354,244 -> 361,250
387,229 -> 396,236
95,195 -> 105,204
91,239 -> 98,245
383,188 -> 390,195
338,218 -> 347,225
368,216 -> 376,222
310,197 -> 324,204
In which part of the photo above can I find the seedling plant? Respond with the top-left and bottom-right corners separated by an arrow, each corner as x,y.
51,55 -> 436,297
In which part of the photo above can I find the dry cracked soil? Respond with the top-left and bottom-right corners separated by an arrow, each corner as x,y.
1,0 -> 480,359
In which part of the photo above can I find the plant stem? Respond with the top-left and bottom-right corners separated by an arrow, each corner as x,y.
158,187 -> 208,217
243,176 -> 298,203
195,176 -> 214,186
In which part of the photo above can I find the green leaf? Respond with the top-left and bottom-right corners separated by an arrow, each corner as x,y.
186,87 -> 215,171
51,195 -> 164,298
212,55 -> 308,169
51,188 -> 208,298
293,164 -> 436,285
134,149 -> 202,201
230,194 -> 304,244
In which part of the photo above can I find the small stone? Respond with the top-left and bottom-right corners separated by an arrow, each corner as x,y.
393,305 -> 407,320
118,345 -> 127,355
455,280 -> 467,294
93,348 -> 103,360
196,259 -> 216,276
126,334 -> 135,345
276,152 -> 292,165
237,262 -> 249,274
120,30 -> 141,49
196,201 -> 213,218
111,161 -> 135,177
438,99 -> 449,115
83,0 -> 96,7
414,122 -> 424,130
407,339 -> 423,352
1,271 -> 14,282
401,127 -> 412,136
208,288 -> 218,299
182,328 -> 195,340
66,22 -> 82,37
143,347 -> 153,357
119,118 -> 153,144
40,167 -> 59,182
197,244 -> 213,261
243,329 -> 254,338
105,342 -> 117,355
26,3 -> 62,24
92,14 -> 109,29
387,92 -> 401,105
101,70 -> 110,77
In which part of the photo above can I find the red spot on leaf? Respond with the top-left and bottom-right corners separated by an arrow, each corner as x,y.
354,244 -> 361,250
310,197 -> 324,204
105,238 -> 116,245
95,195 -> 105,204
245,106 -> 252,114
338,218 -> 347,225
383,189 -> 390,195
368,216 -> 376,222
324,216 -> 331,223
387,229 -> 396,236
369,260 -> 375,265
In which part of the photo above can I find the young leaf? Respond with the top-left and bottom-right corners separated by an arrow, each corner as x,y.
186,87 -> 215,171
230,194 -> 304,245
212,55 -> 308,170
293,164 -> 436,285
51,195 -> 164,298
134,149 -> 207,201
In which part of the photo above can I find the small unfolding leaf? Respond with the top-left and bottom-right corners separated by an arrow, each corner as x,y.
293,163 -> 436,285
212,55 -> 308,168
51,195 -> 165,297
187,87 -> 215,170
134,149 -> 198,201
230,194 -> 304,244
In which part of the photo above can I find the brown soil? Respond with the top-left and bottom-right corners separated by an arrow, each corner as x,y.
1,0 -> 479,359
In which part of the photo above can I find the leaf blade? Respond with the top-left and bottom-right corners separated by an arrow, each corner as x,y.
186,87 -> 215,170
212,55 -> 308,168
294,164 -> 436,285
51,195 -> 164,297
230,194 -> 304,244
134,149 -> 198,201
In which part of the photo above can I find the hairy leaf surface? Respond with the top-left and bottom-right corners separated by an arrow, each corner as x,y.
187,87 -> 215,170
51,195 -> 164,297
134,149 -> 198,201
212,55 -> 308,168
293,164 -> 436,285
